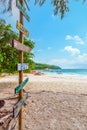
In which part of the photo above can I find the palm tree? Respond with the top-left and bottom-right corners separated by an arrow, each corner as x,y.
0,0 -> 86,19
0,0 -> 69,19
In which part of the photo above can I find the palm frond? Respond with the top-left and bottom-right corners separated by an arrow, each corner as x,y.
0,0 -> 86,19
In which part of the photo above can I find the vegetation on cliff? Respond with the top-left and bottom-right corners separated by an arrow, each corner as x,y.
35,63 -> 61,70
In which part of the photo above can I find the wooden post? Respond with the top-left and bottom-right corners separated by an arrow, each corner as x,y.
19,0 -> 24,130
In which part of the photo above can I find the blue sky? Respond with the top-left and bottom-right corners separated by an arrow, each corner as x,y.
0,0 -> 87,68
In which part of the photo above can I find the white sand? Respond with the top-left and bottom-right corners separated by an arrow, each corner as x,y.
0,74 -> 87,130
0,74 -> 87,94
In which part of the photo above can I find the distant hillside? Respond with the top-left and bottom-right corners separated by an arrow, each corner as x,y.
35,63 -> 61,70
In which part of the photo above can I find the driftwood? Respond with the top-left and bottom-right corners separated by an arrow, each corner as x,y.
0,109 -> 13,118
0,100 -> 5,108
0,122 -> 4,127
7,118 -> 17,130
0,113 -> 12,122
2,116 -> 13,130
0,114 -> 17,130
0,90 -> 29,130
0,95 -> 18,101
0,114 -> 12,129
0,90 -> 29,101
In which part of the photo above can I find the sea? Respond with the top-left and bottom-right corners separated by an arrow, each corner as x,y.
37,69 -> 87,76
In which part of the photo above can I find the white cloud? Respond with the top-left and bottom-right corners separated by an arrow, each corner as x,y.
47,59 -> 76,68
65,35 -> 72,40
77,53 -> 87,63
34,51 -> 87,68
74,35 -> 84,45
65,35 -> 84,45
64,46 -> 80,55
47,54 -> 87,68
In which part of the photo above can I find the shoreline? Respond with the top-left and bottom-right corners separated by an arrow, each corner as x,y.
0,73 -> 87,82
0,74 -> 87,95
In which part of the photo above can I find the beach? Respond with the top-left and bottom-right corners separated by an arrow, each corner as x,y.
0,74 -> 87,94
0,74 -> 87,130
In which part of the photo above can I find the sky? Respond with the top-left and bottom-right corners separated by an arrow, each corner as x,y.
0,0 -> 87,69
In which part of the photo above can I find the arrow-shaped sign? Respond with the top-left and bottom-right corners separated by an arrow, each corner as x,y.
16,21 -> 29,37
12,39 -> 31,53
13,92 -> 28,118
15,78 -> 29,94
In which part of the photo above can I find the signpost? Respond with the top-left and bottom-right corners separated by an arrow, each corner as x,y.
1,0 -> 31,129
12,0 -> 30,130
16,21 -> 29,37
17,63 -> 28,71
12,39 -> 31,53
15,78 -> 29,94
16,0 -> 30,22
13,92 -> 28,118
18,0 -> 24,129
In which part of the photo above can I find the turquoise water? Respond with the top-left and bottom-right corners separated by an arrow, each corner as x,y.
37,69 -> 87,76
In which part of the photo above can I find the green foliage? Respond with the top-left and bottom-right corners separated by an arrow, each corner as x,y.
0,0 -> 86,19
35,63 -> 61,70
0,19 -> 35,74
0,0 -> 69,19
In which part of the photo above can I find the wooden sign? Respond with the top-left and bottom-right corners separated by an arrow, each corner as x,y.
13,93 -> 28,118
12,39 -> 31,53
16,0 -> 30,22
17,63 -> 28,71
16,21 -> 29,37
15,78 -> 29,94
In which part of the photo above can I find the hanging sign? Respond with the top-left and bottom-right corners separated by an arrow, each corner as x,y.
16,0 -> 30,22
16,21 -> 29,37
13,92 -> 28,118
15,78 -> 29,94
12,39 -> 31,53
17,63 -> 29,71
